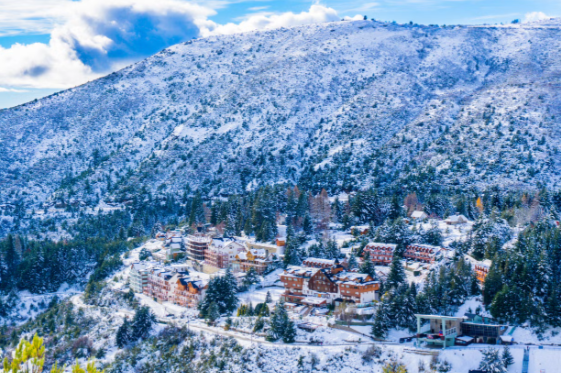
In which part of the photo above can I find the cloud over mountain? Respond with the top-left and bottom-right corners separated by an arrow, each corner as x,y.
0,1 -> 343,90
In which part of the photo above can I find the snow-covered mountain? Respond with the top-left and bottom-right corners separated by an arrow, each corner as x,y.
2,18 -> 561,208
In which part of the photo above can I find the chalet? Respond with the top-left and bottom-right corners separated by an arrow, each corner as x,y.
410,211 -> 428,220
405,243 -> 442,263
279,265 -> 380,307
445,214 -> 469,225
331,272 -> 380,304
246,241 -> 284,256
302,257 -> 343,269
364,242 -> 397,265
350,225 -> 369,236
203,239 -> 245,273
143,267 -> 206,308
172,277 -> 206,308
280,266 -> 318,304
234,249 -> 271,274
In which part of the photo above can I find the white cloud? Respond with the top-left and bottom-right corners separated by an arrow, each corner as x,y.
0,1 -> 343,90
0,87 -> 27,93
0,0 -> 216,89
524,12 -> 551,23
206,4 -> 340,36
0,0 -> 69,36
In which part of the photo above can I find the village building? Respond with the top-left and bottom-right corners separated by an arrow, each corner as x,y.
172,277 -> 206,308
363,242 -> 397,265
415,313 -> 508,348
445,214 -> 469,225
302,257 -> 343,269
234,248 -> 272,274
350,225 -> 369,236
145,268 -> 174,303
185,234 -> 212,261
410,210 -> 429,220
203,238 -> 245,273
129,262 -> 154,293
405,243 -> 442,263
246,241 -> 284,257
143,267 -> 206,308
279,263 -> 380,307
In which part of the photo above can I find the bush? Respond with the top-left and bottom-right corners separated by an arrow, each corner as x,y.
362,345 -> 382,363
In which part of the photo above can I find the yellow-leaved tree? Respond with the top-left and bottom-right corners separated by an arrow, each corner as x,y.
382,361 -> 408,373
3,334 -> 105,373
3,334 -> 45,373
476,197 -> 484,214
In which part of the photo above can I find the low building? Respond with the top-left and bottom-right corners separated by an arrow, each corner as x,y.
364,242 -> 397,265
405,243 -> 442,263
445,214 -> 469,225
410,211 -> 428,220
415,313 -> 508,348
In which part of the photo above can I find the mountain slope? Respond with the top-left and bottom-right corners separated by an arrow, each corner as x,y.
1,19 -> 561,209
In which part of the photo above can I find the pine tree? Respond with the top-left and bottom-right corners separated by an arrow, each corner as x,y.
265,291 -> 272,303
372,302 -> 390,339
501,346 -> 514,369
282,320 -> 297,343
359,252 -> 376,278
222,267 -> 239,313
116,319 -> 132,348
479,348 -> 506,373
267,301 -> 289,341
131,306 -> 155,340
243,267 -> 259,287
207,302 -> 220,323
347,252 -> 358,269
386,256 -> 406,290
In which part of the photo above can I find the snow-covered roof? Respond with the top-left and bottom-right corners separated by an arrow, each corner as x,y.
411,211 -> 428,218
365,242 -> 397,249
445,214 -> 469,223
303,257 -> 336,265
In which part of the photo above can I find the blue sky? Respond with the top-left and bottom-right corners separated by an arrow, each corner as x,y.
0,0 -> 559,109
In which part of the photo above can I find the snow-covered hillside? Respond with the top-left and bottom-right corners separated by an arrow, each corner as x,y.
2,18 -> 561,208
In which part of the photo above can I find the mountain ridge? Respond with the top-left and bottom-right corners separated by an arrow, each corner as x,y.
1,18 -> 561,210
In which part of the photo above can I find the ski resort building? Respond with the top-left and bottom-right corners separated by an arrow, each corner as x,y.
234,249 -> 271,274
279,263 -> 380,307
129,262 -> 154,293
143,267 -> 207,308
185,234 -> 212,261
246,241 -> 284,256
302,257 -> 342,269
203,239 -> 245,273
405,244 -> 442,263
415,314 -> 508,348
363,243 -> 397,265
